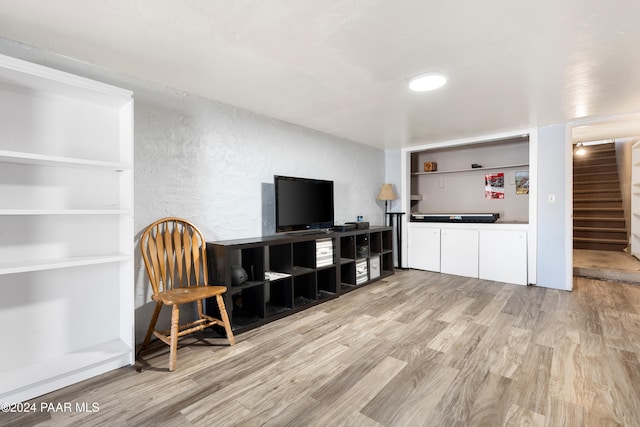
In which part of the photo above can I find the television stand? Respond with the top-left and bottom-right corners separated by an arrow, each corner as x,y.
286,229 -> 331,236
206,226 -> 394,334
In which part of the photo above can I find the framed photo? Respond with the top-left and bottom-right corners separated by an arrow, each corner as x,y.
485,173 -> 505,199
515,171 -> 529,195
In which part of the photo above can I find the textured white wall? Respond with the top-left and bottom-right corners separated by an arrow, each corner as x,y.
134,91 -> 385,241
132,90 -> 385,339
0,38 -> 386,342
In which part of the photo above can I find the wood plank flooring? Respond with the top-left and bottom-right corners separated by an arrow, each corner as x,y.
5,270 -> 640,426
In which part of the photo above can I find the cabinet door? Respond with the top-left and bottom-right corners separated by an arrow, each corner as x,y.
408,227 -> 441,272
479,229 -> 527,285
440,228 -> 478,278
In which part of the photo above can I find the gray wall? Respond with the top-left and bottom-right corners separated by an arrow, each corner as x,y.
0,38 -> 386,341
536,124 -> 571,290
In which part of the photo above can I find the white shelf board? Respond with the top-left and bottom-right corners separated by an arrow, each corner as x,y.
0,254 -> 130,275
412,163 -> 529,176
0,209 -> 130,216
0,53 -> 132,108
0,149 -> 130,170
0,339 -> 132,403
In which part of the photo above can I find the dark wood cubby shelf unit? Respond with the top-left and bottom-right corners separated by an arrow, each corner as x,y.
206,226 -> 394,334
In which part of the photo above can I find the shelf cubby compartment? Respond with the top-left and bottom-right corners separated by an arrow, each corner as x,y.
293,240 -> 316,269
269,243 -> 292,274
266,277 -> 293,318
230,284 -> 265,329
370,231 -> 382,255
238,247 -> 265,283
370,255 -> 381,280
316,237 -> 335,268
381,230 -> 393,252
293,273 -> 317,308
340,235 -> 356,260
382,252 -> 395,275
340,261 -> 356,288
355,259 -> 369,285
317,266 -> 337,299
356,233 -> 370,258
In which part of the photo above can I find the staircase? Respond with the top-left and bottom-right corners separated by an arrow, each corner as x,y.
573,142 -> 628,251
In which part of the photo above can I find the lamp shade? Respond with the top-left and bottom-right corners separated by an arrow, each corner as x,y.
376,184 -> 397,201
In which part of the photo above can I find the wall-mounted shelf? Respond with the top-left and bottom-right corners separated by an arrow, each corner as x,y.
411,163 -> 529,176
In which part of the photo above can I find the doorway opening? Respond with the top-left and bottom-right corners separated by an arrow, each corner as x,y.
571,118 -> 640,283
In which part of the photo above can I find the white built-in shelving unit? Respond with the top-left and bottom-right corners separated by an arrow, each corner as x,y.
0,54 -> 134,403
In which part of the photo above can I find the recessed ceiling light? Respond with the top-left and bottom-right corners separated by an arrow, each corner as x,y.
408,73 -> 447,92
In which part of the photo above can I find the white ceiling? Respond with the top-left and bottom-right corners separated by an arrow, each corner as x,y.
1,0 -> 640,149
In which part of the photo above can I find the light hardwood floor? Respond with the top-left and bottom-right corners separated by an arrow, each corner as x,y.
5,270 -> 640,426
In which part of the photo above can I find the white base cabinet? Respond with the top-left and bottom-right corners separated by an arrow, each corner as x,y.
478,229 -> 527,285
407,227 -> 441,272
441,228 -> 479,278
0,54 -> 134,403
409,223 -> 528,285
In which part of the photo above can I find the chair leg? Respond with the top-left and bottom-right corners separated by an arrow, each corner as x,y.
139,301 -> 163,356
169,304 -> 180,371
197,299 -> 205,318
216,294 -> 235,345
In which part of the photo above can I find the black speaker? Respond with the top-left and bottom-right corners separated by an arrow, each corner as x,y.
230,265 -> 248,286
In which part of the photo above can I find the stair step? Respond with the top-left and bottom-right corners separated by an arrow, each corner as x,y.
573,208 -> 624,218
573,155 -> 617,166
573,182 -> 620,191
573,191 -> 622,199
573,198 -> 623,209
573,207 -> 624,212
573,216 -> 625,220
573,164 -> 618,173
573,188 -> 618,198
574,226 -> 627,232
574,179 -> 619,184
573,227 -> 627,240
580,143 -> 615,153
573,236 -> 627,243
573,240 -> 628,251
573,236 -> 627,244
574,217 -> 626,228
574,203 -> 623,210
574,172 -> 619,181
573,198 -> 622,203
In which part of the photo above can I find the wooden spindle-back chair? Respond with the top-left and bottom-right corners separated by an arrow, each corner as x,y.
138,217 -> 234,371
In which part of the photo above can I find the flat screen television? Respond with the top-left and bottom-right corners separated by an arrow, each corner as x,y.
274,175 -> 334,232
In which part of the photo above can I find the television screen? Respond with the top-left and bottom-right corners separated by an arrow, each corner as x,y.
275,175 -> 334,232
